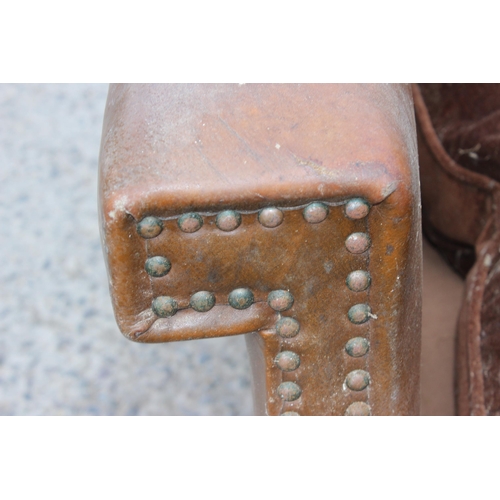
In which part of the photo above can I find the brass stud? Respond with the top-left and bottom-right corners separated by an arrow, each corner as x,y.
345,198 -> 370,220
190,291 -> 216,312
303,202 -> 329,223
258,207 -> 284,228
345,402 -> 371,416
348,303 -> 372,324
345,337 -> 370,358
145,256 -> 171,277
275,351 -> 301,372
276,317 -> 300,338
137,216 -> 163,239
178,213 -> 203,233
216,210 -> 242,232
267,290 -> 294,312
280,411 -> 300,416
346,270 -> 371,292
228,288 -> 254,309
152,296 -> 178,317
277,381 -> 302,401
345,232 -> 371,254
345,370 -> 371,391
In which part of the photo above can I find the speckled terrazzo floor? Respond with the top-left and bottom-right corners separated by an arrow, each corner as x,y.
0,83 -> 253,415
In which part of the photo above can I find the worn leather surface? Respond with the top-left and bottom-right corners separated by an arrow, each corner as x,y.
99,84 -> 421,415
414,83 -> 500,415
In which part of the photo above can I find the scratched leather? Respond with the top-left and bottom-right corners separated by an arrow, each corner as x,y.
99,84 -> 421,415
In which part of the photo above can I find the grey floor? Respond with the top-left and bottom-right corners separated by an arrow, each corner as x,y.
0,84 -> 253,415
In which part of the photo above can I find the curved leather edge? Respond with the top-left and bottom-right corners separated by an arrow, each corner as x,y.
413,83 -> 496,247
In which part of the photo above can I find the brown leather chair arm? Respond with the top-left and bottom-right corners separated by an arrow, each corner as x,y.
99,84 -> 422,415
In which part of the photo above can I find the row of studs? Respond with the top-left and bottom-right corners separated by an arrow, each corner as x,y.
344,244 -> 372,415
152,289 -> 295,318
136,198 -> 371,238
276,238 -> 374,415
140,200 -> 372,315
138,205 -> 304,413
274,238 -> 371,416
274,294 -> 302,416
151,284 -> 304,414
275,275 -> 375,416
148,261 -> 372,414
141,199 -> 372,414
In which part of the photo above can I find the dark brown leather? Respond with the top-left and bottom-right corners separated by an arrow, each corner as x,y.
99,84 -> 422,415
414,83 -> 500,416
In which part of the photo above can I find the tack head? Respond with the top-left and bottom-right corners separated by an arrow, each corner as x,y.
303,202 -> 329,223
178,213 -> 203,233
190,291 -> 216,312
216,210 -> 242,232
145,256 -> 171,277
345,198 -> 370,220
267,290 -> 294,312
258,207 -> 284,228
345,232 -> 371,254
228,288 -> 254,309
346,270 -> 371,292
137,216 -> 163,239
345,402 -> 371,416
345,337 -> 370,358
348,303 -> 372,324
152,296 -> 178,317
275,351 -> 301,372
277,381 -> 302,401
345,370 -> 371,391
276,317 -> 300,338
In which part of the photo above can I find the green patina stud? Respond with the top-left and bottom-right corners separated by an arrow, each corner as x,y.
346,270 -> 371,292
275,317 -> 300,338
303,202 -> 329,223
277,381 -> 302,401
345,337 -> 370,358
267,290 -> 294,312
345,369 -> 371,391
190,291 -> 216,312
345,198 -> 371,220
345,402 -> 371,416
345,232 -> 371,254
137,216 -> 163,239
177,212 -> 203,233
216,210 -> 242,232
274,351 -> 301,372
145,256 -> 171,277
258,207 -> 284,228
348,303 -> 372,324
152,296 -> 178,317
228,288 -> 254,310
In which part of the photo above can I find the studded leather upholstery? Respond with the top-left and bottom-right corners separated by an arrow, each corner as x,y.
99,84 -> 422,415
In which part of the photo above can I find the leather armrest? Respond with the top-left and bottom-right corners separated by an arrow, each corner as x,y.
99,84 -> 422,415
